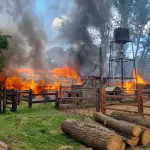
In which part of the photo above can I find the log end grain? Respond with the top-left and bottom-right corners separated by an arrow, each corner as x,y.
120,142 -> 126,150
107,135 -> 123,150
127,137 -> 139,147
132,125 -> 142,137
141,129 -> 150,147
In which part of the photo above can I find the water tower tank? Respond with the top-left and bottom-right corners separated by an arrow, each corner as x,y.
114,28 -> 130,44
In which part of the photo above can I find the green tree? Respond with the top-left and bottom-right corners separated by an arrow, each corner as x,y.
0,32 -> 11,70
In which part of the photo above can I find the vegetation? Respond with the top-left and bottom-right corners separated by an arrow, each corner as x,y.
0,33 -> 11,70
0,103 -> 83,150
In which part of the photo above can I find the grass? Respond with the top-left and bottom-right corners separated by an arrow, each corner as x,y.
0,103 -> 84,150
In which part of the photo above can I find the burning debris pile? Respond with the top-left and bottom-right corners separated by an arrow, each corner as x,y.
0,66 -> 82,94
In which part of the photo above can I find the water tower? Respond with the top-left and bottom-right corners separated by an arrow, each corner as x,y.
108,28 -> 137,89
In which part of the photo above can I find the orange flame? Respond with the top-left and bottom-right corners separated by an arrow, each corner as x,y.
124,70 -> 147,94
0,66 -> 82,94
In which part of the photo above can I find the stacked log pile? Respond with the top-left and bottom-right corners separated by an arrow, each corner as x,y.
61,112 -> 150,150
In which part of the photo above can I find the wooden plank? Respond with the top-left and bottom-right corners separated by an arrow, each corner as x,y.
142,96 -> 150,100
32,100 -> 55,104
106,103 -> 137,106
106,95 -> 136,99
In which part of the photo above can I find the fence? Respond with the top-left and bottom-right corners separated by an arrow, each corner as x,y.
0,88 -> 58,113
56,85 -> 97,116
100,87 -> 150,116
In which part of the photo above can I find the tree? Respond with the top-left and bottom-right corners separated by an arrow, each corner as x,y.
0,32 -> 11,71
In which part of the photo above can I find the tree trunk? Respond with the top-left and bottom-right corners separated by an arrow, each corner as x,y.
94,112 -> 142,137
84,118 -> 139,147
0,141 -> 12,150
61,119 -> 124,150
126,147 -> 145,150
110,112 -> 150,128
110,112 -> 150,147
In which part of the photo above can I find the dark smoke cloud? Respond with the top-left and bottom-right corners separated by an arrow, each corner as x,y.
0,0 -> 47,73
60,0 -> 112,76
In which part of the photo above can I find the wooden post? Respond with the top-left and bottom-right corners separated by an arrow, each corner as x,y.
99,47 -> 104,112
12,90 -> 17,112
18,88 -> 21,105
28,89 -> 33,109
59,84 -> 62,98
96,88 -> 100,112
3,87 -> 6,113
55,91 -> 59,108
11,89 -> 15,112
101,88 -> 106,114
0,87 -> 2,113
137,87 -> 143,114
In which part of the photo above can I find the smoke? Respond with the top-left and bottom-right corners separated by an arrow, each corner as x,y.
60,0 -> 112,76
0,0 -> 47,74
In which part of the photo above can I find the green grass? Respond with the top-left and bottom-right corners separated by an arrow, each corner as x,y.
0,103 -> 84,150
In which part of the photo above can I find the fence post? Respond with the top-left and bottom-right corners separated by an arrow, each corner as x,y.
18,88 -> 21,105
101,88 -> 106,114
59,84 -> 62,98
0,87 -> 2,113
55,91 -> 59,108
29,89 -> 33,109
11,89 -> 15,112
96,88 -> 100,112
137,87 -> 143,114
12,90 -> 17,112
3,87 -> 6,113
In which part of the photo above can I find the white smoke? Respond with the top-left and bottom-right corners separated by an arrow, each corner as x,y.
52,16 -> 69,28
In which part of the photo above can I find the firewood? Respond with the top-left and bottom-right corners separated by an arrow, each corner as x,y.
110,111 -> 150,128
110,112 -> 150,146
94,112 -> 142,137
0,141 -> 12,150
126,147 -> 146,150
120,142 -> 126,150
84,118 -> 138,147
61,119 -> 123,150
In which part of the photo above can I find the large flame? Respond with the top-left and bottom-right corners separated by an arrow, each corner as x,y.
0,66 -> 82,94
124,70 -> 147,94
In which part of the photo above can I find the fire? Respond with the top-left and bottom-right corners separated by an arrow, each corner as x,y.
124,70 -> 147,94
0,66 -> 82,94
50,66 -> 81,84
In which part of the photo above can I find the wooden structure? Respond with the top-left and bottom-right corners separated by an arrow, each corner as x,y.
0,88 -> 58,112
98,86 -> 150,116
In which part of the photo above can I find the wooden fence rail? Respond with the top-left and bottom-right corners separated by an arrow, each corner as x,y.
99,87 -> 150,116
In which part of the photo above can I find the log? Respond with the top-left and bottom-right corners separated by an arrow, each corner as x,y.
125,147 -> 145,150
84,118 -> 138,147
110,112 -> 150,147
0,141 -> 12,150
61,119 -> 123,150
110,111 -> 150,128
94,112 -> 142,137
120,142 -> 126,150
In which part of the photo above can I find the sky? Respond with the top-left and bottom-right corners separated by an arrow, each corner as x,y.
35,0 -> 75,48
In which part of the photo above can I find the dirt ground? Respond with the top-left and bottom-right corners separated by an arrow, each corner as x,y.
62,100 -> 150,117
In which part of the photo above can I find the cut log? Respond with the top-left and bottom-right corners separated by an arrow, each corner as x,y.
94,112 -> 142,137
61,119 -> 123,150
0,141 -> 12,150
126,147 -> 145,150
110,111 -> 150,128
84,118 -> 138,147
110,112 -> 150,147
121,136 -> 139,148
120,142 -> 126,150
140,129 -> 150,147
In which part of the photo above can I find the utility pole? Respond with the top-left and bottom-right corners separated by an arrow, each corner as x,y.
96,46 -> 103,112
